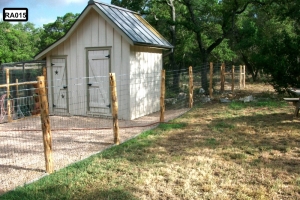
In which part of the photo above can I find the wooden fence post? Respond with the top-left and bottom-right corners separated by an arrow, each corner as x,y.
243,65 -> 246,88
239,65 -> 246,89
43,67 -> 48,100
109,73 -> 120,145
231,65 -> 235,92
37,76 -> 53,173
160,70 -> 166,122
6,69 -> 12,122
16,79 -> 19,98
239,65 -> 242,88
189,66 -> 193,108
209,62 -> 213,98
220,63 -> 225,92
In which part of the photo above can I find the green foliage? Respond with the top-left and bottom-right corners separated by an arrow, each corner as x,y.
0,0 -> 299,92
260,31 -> 300,92
0,22 -> 39,63
38,13 -> 79,51
0,12 -> 79,64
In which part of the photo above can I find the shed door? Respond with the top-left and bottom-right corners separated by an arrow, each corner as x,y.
51,58 -> 68,112
87,50 -> 110,114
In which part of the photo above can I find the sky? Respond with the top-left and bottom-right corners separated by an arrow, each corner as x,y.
0,0 -> 111,27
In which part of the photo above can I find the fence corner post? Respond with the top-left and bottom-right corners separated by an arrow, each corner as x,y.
109,73 -> 120,145
160,70 -> 166,122
37,76 -> 53,174
189,66 -> 194,108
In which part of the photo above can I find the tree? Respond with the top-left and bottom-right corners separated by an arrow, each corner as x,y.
0,22 -> 39,63
38,12 -> 79,51
178,0 -> 250,92
232,0 -> 300,91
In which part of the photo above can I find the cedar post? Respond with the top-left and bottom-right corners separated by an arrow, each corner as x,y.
43,67 -> 48,100
6,69 -> 12,122
160,70 -> 166,122
220,63 -> 225,92
189,66 -> 194,108
37,76 -> 53,173
243,65 -> 246,88
16,79 -> 19,98
239,65 -> 242,88
231,65 -> 235,92
209,62 -> 213,98
109,73 -> 120,145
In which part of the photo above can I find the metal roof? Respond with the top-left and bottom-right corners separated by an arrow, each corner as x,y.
94,1 -> 173,49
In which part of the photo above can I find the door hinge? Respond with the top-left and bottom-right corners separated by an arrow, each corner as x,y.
106,104 -> 111,108
105,54 -> 110,58
51,63 -> 55,66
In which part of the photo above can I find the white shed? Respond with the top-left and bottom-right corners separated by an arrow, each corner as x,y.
35,0 -> 173,120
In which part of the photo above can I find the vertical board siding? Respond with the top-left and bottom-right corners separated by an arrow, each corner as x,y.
46,55 -> 53,112
120,37 -> 130,119
129,46 -> 162,120
98,15 -> 106,46
69,32 -> 77,114
45,8 -> 131,119
43,8 -> 163,120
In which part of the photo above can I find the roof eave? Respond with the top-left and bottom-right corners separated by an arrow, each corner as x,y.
133,42 -> 174,50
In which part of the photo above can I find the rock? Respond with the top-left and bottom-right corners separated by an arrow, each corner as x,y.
177,92 -> 187,99
220,98 -> 231,103
165,98 -> 177,105
199,88 -> 205,94
239,95 -> 254,103
200,96 -> 211,103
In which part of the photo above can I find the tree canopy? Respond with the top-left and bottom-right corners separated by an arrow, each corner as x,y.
0,1 -> 299,92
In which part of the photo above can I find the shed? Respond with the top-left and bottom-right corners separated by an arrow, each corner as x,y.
35,0 -> 173,120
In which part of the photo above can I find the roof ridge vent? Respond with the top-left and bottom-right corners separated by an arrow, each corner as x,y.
88,0 -> 95,5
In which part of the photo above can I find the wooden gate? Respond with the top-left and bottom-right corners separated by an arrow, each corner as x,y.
87,49 -> 111,115
51,58 -> 68,113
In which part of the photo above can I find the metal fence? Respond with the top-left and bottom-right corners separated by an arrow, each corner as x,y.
0,63 -> 245,194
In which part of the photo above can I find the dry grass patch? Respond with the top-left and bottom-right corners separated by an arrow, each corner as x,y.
1,83 -> 300,200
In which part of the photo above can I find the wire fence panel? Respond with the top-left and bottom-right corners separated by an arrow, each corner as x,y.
164,69 -> 190,113
0,64 -> 246,194
0,86 -> 45,193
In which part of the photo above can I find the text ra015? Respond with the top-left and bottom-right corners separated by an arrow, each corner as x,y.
3,8 -> 28,22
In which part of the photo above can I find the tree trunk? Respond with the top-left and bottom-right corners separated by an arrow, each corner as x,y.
241,53 -> 256,82
201,53 -> 209,94
167,0 -> 179,92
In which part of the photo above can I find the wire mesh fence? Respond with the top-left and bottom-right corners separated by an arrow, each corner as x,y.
0,63 -> 246,194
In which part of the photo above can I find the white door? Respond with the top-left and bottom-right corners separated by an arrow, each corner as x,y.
87,50 -> 110,115
51,58 -> 68,112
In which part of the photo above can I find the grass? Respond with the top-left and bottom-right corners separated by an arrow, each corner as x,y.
1,83 -> 300,199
